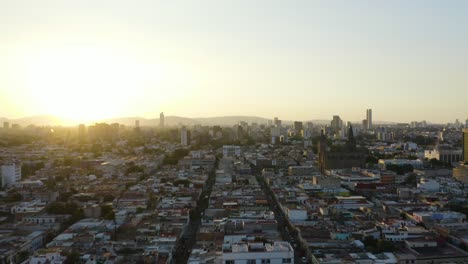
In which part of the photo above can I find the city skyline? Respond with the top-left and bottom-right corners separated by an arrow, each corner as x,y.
1,1 -> 468,123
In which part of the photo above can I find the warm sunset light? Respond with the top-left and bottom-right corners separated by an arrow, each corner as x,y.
1,2 -> 468,263
13,47 -> 187,124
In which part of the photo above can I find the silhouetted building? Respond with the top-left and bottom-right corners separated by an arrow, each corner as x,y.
464,128 -> 468,163
330,115 -> 343,133
293,121 -> 303,135
273,117 -> 282,127
318,124 -> 365,174
160,112 -> 165,127
181,127 -> 190,146
78,124 -> 86,142
3,122 -> 9,129
366,109 -> 372,130
452,129 -> 468,183
88,123 -> 119,141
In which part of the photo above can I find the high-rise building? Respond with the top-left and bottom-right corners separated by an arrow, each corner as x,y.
78,124 -> 86,142
330,115 -> 343,133
366,109 -> 372,130
181,127 -> 190,146
463,128 -> 468,163
453,128 -> 468,183
293,121 -> 303,134
3,122 -> 9,129
273,117 -> 282,127
160,112 -> 165,127
135,120 -> 140,128
1,161 -> 21,188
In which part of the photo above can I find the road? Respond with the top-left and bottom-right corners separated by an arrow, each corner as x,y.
256,174 -> 311,264
171,160 -> 218,264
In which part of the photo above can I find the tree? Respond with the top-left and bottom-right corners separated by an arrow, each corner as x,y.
163,148 -> 189,165
400,212 -> 407,219
386,164 -> 413,175
64,251 -> 80,264
404,174 -> 417,187
102,194 -> 115,203
101,204 -> 114,220
16,251 -> 30,263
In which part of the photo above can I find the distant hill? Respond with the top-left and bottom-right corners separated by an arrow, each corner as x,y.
0,115 -> 65,126
0,115 -> 396,127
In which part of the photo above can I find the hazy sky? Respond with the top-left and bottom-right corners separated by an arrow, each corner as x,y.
1,0 -> 467,123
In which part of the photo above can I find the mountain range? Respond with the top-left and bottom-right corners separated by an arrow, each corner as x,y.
0,115 -> 396,127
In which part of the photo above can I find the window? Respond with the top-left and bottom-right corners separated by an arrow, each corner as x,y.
262,259 -> 271,264
247,260 -> 256,264
225,261 -> 235,264
282,259 -> 292,263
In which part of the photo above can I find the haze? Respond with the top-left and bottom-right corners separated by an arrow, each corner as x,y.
1,0 -> 467,124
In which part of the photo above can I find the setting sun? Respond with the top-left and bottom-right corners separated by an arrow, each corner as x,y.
13,46 -> 184,124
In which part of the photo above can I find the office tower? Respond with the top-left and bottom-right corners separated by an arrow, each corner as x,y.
78,124 -> 86,142
366,109 -> 372,130
274,117 -> 282,127
465,118 -> 468,128
135,120 -> 140,128
160,112 -> 165,127
293,121 -> 303,134
3,122 -> 9,129
464,128 -> 468,163
306,122 -> 313,131
362,119 -> 368,129
330,115 -> 343,133
181,127 -> 190,146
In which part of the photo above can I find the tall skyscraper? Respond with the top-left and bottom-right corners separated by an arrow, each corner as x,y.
135,120 -> 140,128
274,117 -> 282,127
463,128 -> 468,163
78,124 -> 86,142
293,121 -> 303,134
331,115 -> 343,133
181,127 -> 190,146
160,112 -> 165,127
366,109 -> 372,130
3,122 -> 9,129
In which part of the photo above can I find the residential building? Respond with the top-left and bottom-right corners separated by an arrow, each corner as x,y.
1,161 -> 21,188
222,237 -> 294,264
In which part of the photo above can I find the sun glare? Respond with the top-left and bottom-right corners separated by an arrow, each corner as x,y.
17,47 -> 172,124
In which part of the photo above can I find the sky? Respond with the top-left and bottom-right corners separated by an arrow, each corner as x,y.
1,0 -> 467,124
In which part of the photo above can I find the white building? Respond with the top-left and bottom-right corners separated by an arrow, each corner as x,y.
222,236 -> 294,264
412,211 -> 466,224
286,207 -> 308,221
28,248 -> 67,264
424,148 -> 462,163
333,196 -> 374,210
417,178 -> 440,192
1,162 -> 21,188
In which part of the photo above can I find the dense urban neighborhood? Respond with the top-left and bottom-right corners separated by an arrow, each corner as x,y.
0,113 -> 468,264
